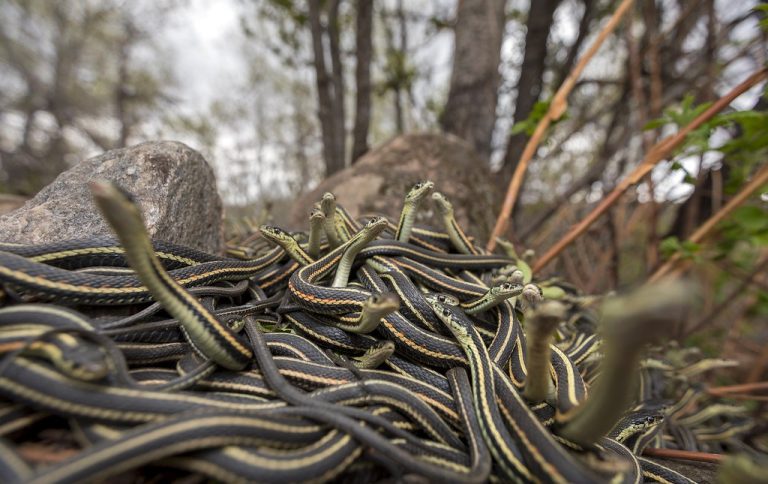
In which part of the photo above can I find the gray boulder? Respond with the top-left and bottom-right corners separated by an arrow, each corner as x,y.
0,141 -> 223,254
290,133 -> 502,242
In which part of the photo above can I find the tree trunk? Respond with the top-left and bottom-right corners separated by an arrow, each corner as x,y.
327,0 -> 346,168
395,0 -> 407,133
116,20 -> 134,148
351,0 -> 373,162
500,0 -> 561,179
308,0 -> 343,176
440,0 -> 507,160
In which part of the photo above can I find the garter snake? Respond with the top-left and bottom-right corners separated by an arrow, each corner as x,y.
432,192 -> 480,255
395,181 -> 434,242
0,245 -> 284,305
243,318 -> 474,482
0,236 -> 223,270
306,208 -> 325,259
432,299 -> 599,483
320,192 -> 342,248
90,180 -> 253,370
287,217 -> 388,315
260,226 -> 314,266
0,304 -> 109,380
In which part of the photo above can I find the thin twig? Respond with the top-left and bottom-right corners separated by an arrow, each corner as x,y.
686,256 -> 768,335
642,447 -> 724,463
531,67 -> 768,274
487,0 -> 636,252
708,394 -> 768,402
17,444 -> 79,465
747,344 -> 768,383
707,381 -> 768,396
649,163 -> 768,282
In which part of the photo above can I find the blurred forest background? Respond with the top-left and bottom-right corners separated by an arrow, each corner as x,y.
1,1 -> 767,372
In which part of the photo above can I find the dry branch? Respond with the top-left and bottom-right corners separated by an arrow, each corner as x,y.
531,67 -> 768,274
643,447 -> 724,463
487,0 -> 636,252
707,381 -> 768,396
649,163 -> 768,282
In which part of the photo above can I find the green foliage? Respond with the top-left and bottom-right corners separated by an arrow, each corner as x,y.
718,205 -> 768,252
643,94 -> 710,131
648,90 -> 768,358
652,89 -> 768,263
645,94 -> 768,192
427,15 -> 452,31
508,98 -> 570,139
750,290 -> 768,319
643,94 -> 714,155
713,109 -> 768,194
510,100 -> 551,136
755,4 -> 768,31
264,0 -> 307,25
660,236 -> 701,261
378,48 -> 417,93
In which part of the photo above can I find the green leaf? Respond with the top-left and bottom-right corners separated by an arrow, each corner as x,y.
517,258 -> 533,284
510,100 -> 552,136
732,206 -> 768,232
643,118 -> 667,130
660,237 -> 682,259
749,233 -> 768,246
756,5 -> 768,31
541,285 -> 566,300
681,241 -> 701,253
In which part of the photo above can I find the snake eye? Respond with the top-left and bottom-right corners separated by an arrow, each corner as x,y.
442,308 -> 451,317
437,295 -> 446,302
414,182 -> 423,189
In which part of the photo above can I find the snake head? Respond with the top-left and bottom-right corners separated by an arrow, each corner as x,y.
430,299 -> 472,343
354,340 -> 397,368
507,270 -> 525,285
431,191 -> 453,215
491,281 -> 524,298
522,283 -> 544,305
600,279 -> 695,347
309,208 -> 325,222
259,225 -> 294,245
63,345 -> 110,381
369,340 -> 396,355
363,216 -> 389,234
320,192 -> 337,216
404,181 -> 434,204
366,292 -> 401,312
425,292 -> 460,307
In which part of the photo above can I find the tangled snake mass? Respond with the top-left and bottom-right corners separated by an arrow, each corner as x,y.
0,179 -> 761,483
